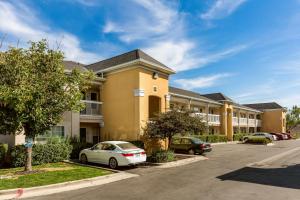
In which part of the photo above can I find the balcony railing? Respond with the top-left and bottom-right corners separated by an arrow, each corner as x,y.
256,119 -> 262,127
208,114 -> 220,125
248,119 -> 256,127
232,117 -> 238,126
239,118 -> 248,126
80,100 -> 102,116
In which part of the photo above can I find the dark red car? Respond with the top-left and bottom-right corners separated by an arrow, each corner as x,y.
270,132 -> 286,140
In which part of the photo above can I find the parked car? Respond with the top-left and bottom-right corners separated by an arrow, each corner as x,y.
281,132 -> 293,139
170,137 -> 212,155
270,132 -> 288,140
243,132 -> 275,142
79,141 -> 146,169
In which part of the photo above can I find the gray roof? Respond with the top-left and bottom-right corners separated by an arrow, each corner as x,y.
232,103 -> 261,112
169,86 -> 220,104
243,102 -> 284,110
202,93 -> 234,102
63,61 -> 87,72
85,49 -> 174,73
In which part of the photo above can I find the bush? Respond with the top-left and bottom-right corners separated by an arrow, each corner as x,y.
192,135 -> 228,143
244,137 -> 271,145
69,140 -> 93,159
9,139 -> 72,167
148,150 -> 175,163
0,143 -> 9,167
233,133 -> 246,141
129,140 -> 144,149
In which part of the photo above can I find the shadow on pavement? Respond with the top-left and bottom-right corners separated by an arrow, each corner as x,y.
217,164 -> 300,189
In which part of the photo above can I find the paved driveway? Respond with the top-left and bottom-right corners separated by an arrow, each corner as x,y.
25,140 -> 300,200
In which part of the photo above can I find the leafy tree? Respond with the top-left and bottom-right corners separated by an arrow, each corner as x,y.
286,105 -> 300,131
143,110 -> 206,148
0,40 -> 94,171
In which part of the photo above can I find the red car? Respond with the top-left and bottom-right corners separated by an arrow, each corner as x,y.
281,133 -> 292,139
270,132 -> 286,140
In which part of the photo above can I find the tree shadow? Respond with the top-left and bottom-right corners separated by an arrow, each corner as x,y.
217,164 -> 300,189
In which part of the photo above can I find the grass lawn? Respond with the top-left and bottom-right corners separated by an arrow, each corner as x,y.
0,162 -> 112,190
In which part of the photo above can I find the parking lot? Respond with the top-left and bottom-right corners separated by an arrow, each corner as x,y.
26,139 -> 300,200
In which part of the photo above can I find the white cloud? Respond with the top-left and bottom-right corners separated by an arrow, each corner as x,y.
201,0 -> 247,20
102,0 -> 182,43
0,1 -> 100,64
144,41 -> 248,72
173,73 -> 233,90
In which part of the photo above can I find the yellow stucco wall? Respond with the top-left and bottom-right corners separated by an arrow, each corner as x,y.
101,66 -> 169,141
262,109 -> 286,133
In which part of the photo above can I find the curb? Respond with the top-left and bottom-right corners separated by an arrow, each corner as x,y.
0,172 -> 138,200
155,156 -> 208,168
211,141 -> 239,146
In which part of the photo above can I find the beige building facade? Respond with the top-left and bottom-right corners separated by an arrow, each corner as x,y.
1,50 -> 287,146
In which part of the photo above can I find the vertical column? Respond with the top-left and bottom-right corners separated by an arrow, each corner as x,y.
238,109 -> 241,133
206,103 -> 210,134
221,105 -> 227,137
227,107 -> 233,141
187,99 -> 192,110
164,94 -> 170,112
246,112 -> 249,133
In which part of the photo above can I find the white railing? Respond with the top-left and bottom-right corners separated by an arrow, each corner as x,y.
248,119 -> 255,127
80,100 -> 102,116
256,119 -> 262,127
239,118 -> 248,126
232,117 -> 239,126
208,114 -> 220,125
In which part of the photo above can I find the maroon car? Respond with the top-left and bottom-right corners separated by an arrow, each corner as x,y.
270,132 -> 286,140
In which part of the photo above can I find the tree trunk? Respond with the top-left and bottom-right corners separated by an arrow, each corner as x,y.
25,146 -> 32,171
168,136 -> 172,150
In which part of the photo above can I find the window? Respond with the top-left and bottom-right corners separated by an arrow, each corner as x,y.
51,126 -> 65,137
171,138 -> 181,144
80,128 -> 86,143
101,143 -> 116,151
181,139 -> 192,144
90,92 -> 97,101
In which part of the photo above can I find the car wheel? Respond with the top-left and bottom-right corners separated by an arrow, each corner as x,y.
188,149 -> 195,155
243,138 -> 248,143
80,154 -> 88,164
109,157 -> 118,169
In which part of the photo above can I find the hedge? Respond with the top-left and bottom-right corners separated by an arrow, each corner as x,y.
148,150 -> 175,163
0,143 -> 8,167
192,135 -> 228,143
244,137 -> 271,145
233,133 -> 247,141
9,141 -> 72,167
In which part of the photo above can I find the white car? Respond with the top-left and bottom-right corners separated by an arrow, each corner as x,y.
79,141 -> 147,169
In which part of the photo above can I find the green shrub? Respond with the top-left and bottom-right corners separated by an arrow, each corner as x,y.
69,141 -> 93,159
0,143 -> 9,167
244,137 -> 271,145
129,140 -> 144,149
192,135 -> 228,143
233,133 -> 246,141
9,140 -> 72,167
148,150 -> 175,163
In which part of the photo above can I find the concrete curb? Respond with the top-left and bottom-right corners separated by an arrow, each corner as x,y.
155,156 -> 208,168
0,171 -> 138,200
247,147 -> 300,167
211,141 -> 239,146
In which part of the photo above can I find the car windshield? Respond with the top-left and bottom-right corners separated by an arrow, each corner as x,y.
117,142 -> 138,150
191,138 -> 204,144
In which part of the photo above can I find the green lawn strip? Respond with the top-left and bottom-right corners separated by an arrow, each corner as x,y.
0,162 -> 112,190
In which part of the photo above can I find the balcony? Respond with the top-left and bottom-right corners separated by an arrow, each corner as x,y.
256,119 -> 262,127
239,118 -> 248,126
232,117 -> 239,126
80,100 -> 103,123
248,119 -> 256,127
208,114 -> 220,125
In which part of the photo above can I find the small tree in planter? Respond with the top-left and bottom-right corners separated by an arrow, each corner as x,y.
143,110 -> 206,150
0,40 -> 94,171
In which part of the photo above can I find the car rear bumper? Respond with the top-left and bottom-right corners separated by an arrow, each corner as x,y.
118,155 -> 147,166
196,147 -> 212,153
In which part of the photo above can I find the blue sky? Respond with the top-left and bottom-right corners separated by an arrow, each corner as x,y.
1,0 -> 300,107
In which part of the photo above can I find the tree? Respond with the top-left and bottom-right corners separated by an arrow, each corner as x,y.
143,110 -> 206,149
0,40 -> 94,171
286,105 -> 300,131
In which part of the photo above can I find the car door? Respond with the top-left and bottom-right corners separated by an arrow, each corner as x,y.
170,138 -> 181,152
88,143 -> 103,163
99,143 -> 117,165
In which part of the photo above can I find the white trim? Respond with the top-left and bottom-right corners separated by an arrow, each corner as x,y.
81,100 -> 103,104
233,105 -> 262,113
94,59 -> 175,75
169,92 -> 223,105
